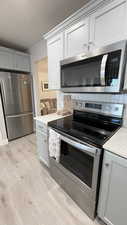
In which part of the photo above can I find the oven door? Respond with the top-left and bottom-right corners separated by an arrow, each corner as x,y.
61,40 -> 126,93
59,135 -> 101,194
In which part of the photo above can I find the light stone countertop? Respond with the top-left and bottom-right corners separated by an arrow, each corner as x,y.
104,127 -> 127,159
34,113 -> 70,125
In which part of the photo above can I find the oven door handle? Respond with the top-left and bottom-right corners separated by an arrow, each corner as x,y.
100,54 -> 108,86
60,135 -> 99,157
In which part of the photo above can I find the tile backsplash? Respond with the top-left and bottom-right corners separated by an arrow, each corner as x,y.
70,93 -> 127,104
57,92 -> 127,128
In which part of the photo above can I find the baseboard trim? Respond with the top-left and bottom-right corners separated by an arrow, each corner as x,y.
0,139 -> 8,146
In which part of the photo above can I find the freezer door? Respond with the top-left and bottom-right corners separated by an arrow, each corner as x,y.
6,113 -> 33,140
0,73 -> 32,115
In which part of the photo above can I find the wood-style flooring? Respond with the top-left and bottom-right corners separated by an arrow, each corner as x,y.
0,134 -> 102,225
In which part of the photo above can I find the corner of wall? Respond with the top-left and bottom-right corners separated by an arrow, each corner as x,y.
28,38 -> 47,116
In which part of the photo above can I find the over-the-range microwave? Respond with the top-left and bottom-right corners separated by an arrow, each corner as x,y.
60,40 -> 127,93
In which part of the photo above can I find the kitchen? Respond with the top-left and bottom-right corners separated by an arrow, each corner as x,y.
0,0 -> 127,224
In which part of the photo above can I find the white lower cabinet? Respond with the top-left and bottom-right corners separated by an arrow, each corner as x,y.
98,150 -> 127,225
36,121 -> 49,167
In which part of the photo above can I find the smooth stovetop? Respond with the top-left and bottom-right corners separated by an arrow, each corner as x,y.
48,111 -> 121,148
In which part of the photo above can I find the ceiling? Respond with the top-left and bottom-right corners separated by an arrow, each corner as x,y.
0,0 -> 90,51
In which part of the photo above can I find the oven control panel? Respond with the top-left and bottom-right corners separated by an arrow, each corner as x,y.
74,101 -> 124,118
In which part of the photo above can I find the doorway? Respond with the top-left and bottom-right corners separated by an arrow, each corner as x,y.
37,57 -> 57,115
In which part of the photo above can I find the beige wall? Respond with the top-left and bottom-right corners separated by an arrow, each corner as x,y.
29,39 -> 47,116
37,57 -> 56,99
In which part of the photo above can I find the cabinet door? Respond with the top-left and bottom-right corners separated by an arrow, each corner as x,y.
47,33 -> 63,90
36,130 -> 49,167
90,0 -> 127,49
0,50 -> 14,70
98,150 -> 127,225
15,53 -> 30,72
65,19 -> 89,58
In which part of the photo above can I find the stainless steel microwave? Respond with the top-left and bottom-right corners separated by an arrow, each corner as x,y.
60,40 -> 127,93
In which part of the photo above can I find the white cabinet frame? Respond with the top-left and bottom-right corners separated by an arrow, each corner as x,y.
47,33 -> 64,90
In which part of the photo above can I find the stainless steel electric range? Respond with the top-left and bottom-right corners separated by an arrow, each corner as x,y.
48,102 -> 124,219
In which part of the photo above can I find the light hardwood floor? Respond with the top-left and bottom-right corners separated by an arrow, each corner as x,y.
0,134 -> 102,225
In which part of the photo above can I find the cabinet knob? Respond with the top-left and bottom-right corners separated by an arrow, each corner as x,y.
105,163 -> 110,167
88,41 -> 95,50
88,41 -> 94,45
83,43 -> 89,52
81,54 -> 87,58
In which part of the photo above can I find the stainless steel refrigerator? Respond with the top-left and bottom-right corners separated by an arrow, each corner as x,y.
0,72 -> 33,141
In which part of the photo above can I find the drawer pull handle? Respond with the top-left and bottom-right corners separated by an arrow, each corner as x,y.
88,41 -> 95,46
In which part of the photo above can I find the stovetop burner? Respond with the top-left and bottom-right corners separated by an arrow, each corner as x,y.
48,103 -> 123,148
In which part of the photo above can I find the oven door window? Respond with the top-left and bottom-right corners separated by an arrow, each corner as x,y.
60,140 -> 94,188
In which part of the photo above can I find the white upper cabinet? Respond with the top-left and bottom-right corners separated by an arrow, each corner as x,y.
14,52 -> 30,72
45,0 -> 127,90
89,0 -> 127,50
0,48 -> 14,70
98,150 -> 127,225
64,18 -> 89,58
47,33 -> 63,90
0,47 -> 30,72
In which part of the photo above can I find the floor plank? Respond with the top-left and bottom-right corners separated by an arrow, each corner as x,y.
0,134 -> 102,225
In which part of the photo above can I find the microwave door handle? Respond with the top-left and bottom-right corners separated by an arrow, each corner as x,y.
100,54 -> 108,86
60,135 -> 97,157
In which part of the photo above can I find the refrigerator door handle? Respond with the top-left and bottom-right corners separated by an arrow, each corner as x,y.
6,112 -> 33,118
